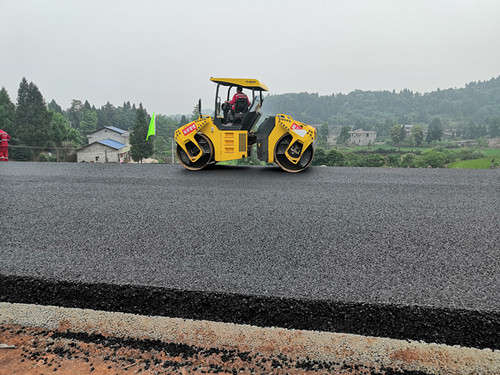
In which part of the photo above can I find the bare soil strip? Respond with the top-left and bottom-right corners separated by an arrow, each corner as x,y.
2,275 -> 498,350
1,303 -> 498,375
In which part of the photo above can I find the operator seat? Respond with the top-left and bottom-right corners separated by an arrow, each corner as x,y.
233,97 -> 249,123
217,96 -> 259,131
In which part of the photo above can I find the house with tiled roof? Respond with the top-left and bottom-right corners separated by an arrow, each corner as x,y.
77,126 -> 130,163
348,129 -> 377,146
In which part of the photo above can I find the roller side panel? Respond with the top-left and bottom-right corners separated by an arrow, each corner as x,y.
255,117 -> 276,162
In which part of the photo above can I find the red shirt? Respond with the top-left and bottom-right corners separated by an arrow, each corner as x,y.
229,92 -> 250,108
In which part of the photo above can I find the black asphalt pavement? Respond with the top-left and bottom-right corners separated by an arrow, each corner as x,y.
1,162 -> 499,348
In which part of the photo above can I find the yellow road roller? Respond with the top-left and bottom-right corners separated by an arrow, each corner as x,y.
175,78 -> 316,173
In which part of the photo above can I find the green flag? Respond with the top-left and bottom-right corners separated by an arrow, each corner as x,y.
146,112 -> 155,140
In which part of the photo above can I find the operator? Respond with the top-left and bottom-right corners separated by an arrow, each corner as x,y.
0,129 -> 10,162
225,86 -> 250,110
222,86 -> 250,123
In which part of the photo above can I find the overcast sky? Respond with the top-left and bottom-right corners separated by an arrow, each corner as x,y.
1,0 -> 499,115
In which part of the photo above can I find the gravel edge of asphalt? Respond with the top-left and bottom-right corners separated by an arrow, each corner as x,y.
1,302 -> 499,375
2,274 -> 499,350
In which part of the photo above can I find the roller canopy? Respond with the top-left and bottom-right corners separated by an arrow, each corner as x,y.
210,78 -> 269,91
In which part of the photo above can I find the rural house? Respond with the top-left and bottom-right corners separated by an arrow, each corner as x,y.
77,126 -> 130,163
349,129 -> 377,146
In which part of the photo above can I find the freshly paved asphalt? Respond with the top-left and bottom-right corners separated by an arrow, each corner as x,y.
1,162 -> 498,311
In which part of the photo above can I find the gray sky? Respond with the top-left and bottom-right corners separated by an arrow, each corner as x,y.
1,0 -> 499,115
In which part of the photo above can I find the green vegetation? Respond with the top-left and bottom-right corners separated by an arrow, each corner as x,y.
13,79 -> 67,161
310,145 -> 497,169
129,104 -> 153,163
482,148 -> 500,157
0,78 -> 183,162
263,76 -> 500,141
448,159 -> 494,169
260,76 -> 500,169
2,75 -> 500,166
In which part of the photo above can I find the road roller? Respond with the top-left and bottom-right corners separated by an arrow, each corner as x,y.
175,78 -> 316,173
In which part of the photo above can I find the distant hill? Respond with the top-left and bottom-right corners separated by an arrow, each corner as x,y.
261,76 -> 500,138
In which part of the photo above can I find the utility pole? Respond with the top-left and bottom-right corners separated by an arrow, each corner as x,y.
171,138 -> 175,163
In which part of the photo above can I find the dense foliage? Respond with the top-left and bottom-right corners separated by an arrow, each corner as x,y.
263,76 -> 500,140
2,75 -> 500,164
0,78 -> 183,161
129,104 -> 153,162
310,146 -> 493,169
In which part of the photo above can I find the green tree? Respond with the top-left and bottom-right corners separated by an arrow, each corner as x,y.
153,135 -> 168,162
487,118 -> 500,137
343,153 -> 361,166
191,101 -> 201,121
156,114 -> 179,140
67,99 -> 83,129
117,102 -> 137,130
378,119 -> 395,139
326,148 -> 345,166
401,153 -> 417,168
416,148 -> 453,168
476,138 -> 488,148
390,124 -> 406,149
360,154 -> 386,167
387,154 -> 400,167
410,124 -> 424,146
311,147 -> 327,166
317,122 -> 330,149
426,117 -> 443,143
48,111 -> 81,161
463,121 -> 486,139
179,115 -> 188,126
97,102 -> 120,128
336,125 -> 350,145
130,103 -> 153,162
48,99 -> 63,114
79,109 -> 98,136
15,78 -> 53,161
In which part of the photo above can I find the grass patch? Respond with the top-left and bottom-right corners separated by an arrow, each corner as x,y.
448,159 -> 493,169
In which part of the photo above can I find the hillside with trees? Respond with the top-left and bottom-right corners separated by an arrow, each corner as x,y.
263,76 -> 500,140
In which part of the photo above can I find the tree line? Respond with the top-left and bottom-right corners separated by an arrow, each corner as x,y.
311,146 -> 491,169
0,78 -> 189,162
2,75 -> 500,163
263,76 -> 500,140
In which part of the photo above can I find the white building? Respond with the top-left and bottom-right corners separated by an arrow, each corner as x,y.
77,126 -> 130,163
402,124 -> 413,135
349,129 -> 377,146
86,126 -> 130,145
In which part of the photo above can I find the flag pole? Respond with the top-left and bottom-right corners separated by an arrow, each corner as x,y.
153,112 -> 156,159
171,138 -> 175,163
146,112 -> 156,160
154,113 -> 156,159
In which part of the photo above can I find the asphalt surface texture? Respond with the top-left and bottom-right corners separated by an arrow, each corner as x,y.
1,162 -> 499,349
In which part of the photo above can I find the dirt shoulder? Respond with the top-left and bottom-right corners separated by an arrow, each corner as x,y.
1,322 -> 406,375
2,323 -> 320,375
1,303 -> 499,375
